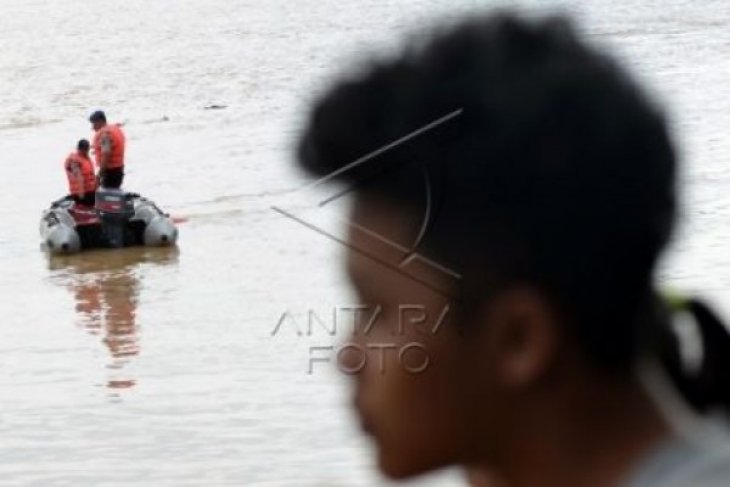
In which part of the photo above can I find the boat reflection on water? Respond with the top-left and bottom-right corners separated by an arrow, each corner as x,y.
48,247 -> 179,392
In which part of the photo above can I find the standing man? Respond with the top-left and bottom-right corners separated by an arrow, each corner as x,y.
89,110 -> 126,188
64,139 -> 97,206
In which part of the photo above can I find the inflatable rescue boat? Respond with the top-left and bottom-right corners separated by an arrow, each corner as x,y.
40,188 -> 178,254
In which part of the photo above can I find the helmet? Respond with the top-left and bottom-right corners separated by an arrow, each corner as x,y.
89,110 -> 106,123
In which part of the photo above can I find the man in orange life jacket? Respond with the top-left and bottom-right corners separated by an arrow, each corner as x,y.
64,139 -> 97,206
89,110 -> 126,188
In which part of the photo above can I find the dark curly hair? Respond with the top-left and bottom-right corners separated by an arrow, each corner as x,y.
296,13 -> 730,411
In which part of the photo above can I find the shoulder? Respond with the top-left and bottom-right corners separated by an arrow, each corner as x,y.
627,422 -> 730,486
98,127 -> 113,141
93,128 -> 108,140
104,124 -> 125,140
658,445 -> 730,487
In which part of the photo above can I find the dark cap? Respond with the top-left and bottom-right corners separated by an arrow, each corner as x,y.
77,139 -> 90,151
89,110 -> 106,123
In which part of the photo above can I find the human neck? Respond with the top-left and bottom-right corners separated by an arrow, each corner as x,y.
488,371 -> 670,487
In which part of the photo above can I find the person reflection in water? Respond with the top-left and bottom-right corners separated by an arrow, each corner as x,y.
73,266 -> 139,359
50,249 -> 177,391
295,13 -> 730,487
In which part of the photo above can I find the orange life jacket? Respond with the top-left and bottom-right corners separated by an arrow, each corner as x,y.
65,151 -> 97,196
93,123 -> 125,169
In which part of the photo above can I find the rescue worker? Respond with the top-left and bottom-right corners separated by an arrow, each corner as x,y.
64,139 -> 97,206
89,110 -> 126,188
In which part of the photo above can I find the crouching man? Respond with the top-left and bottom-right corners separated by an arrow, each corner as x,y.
64,139 -> 97,206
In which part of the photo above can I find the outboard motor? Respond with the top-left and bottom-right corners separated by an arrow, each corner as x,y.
95,188 -> 134,248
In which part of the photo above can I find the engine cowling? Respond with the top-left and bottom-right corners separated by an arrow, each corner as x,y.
95,188 -> 134,248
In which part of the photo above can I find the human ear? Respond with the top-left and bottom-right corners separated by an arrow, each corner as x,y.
484,285 -> 558,388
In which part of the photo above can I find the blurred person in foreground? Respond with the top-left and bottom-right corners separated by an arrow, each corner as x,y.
89,110 -> 126,189
295,12 -> 730,487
